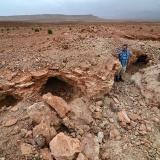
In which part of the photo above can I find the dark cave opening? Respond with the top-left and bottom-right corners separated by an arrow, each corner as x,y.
41,76 -> 76,102
0,94 -> 20,108
128,54 -> 149,74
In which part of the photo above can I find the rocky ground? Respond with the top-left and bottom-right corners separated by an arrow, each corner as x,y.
0,22 -> 160,160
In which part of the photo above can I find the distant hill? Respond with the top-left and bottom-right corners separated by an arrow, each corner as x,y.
0,14 -> 106,23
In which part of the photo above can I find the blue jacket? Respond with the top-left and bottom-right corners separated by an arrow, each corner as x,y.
118,50 -> 132,67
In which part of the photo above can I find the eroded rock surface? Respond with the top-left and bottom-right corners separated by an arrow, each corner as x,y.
131,64 -> 160,104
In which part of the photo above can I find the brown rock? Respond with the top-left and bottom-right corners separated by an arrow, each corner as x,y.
110,102 -> 119,112
93,111 -> 103,120
129,113 -> 141,121
10,106 -> 19,112
27,102 -> 59,125
20,143 -> 34,156
3,117 -> 18,127
77,153 -> 88,160
16,82 -> 34,88
96,100 -> 103,107
81,133 -> 99,160
34,134 -> 46,148
31,70 -> 48,79
33,121 -> 57,143
43,93 -> 71,118
139,124 -> 147,132
40,148 -> 53,160
49,132 -> 81,160
109,126 -> 121,140
25,130 -> 33,138
16,75 -> 32,84
0,79 -> 15,90
69,98 -> 93,126
118,110 -> 131,125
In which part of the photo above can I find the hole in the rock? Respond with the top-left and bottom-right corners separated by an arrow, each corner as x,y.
0,94 -> 19,108
135,54 -> 149,65
41,76 -> 76,102
128,54 -> 149,73
57,123 -> 72,133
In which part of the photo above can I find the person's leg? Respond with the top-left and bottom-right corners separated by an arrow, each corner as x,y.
116,64 -> 123,81
120,66 -> 127,81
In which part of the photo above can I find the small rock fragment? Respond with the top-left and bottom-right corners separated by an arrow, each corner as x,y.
97,132 -> 104,143
109,127 -> 121,140
110,102 -> 119,112
10,106 -> 19,112
96,101 -> 103,107
20,143 -> 34,156
40,148 -> 53,160
93,111 -> 103,120
31,70 -> 48,79
118,110 -> 131,125
34,134 -> 46,148
77,153 -> 88,160
4,118 -> 18,127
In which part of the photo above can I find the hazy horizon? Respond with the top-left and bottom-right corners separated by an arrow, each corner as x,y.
0,0 -> 160,20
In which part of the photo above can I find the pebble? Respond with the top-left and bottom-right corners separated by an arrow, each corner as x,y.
10,106 -> 19,112
97,132 -> 104,144
20,129 -> 28,138
112,97 -> 119,104
108,118 -> 114,123
96,100 -> 103,107
34,135 -> 46,148
93,112 -> 103,120
152,117 -> 159,123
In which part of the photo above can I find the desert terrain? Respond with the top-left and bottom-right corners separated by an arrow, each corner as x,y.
0,21 -> 160,160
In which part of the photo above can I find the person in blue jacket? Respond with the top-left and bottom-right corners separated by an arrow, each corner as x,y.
116,44 -> 132,81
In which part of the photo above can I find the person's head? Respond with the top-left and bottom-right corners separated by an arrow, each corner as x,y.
122,44 -> 128,51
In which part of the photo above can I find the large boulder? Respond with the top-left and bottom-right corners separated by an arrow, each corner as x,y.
27,102 -> 59,125
43,93 -> 71,118
49,132 -> 81,160
81,133 -> 100,160
131,64 -> 160,104
69,98 -> 93,126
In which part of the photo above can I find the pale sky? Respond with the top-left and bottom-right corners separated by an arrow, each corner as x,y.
0,0 -> 160,19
